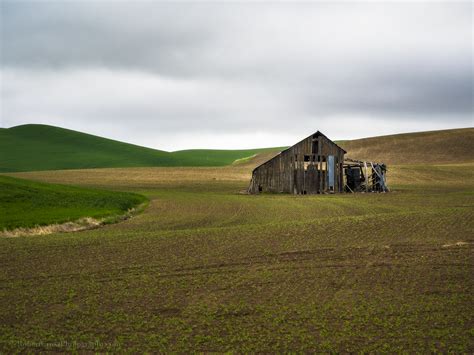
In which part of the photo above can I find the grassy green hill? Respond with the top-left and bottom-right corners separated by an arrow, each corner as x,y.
171,147 -> 286,166
0,124 -> 285,172
0,124 -> 174,172
0,175 -> 146,232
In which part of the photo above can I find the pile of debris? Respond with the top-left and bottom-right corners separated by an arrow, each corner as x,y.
344,158 -> 389,193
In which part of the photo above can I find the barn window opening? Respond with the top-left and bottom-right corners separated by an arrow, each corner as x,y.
258,185 -> 263,192
304,155 -> 310,162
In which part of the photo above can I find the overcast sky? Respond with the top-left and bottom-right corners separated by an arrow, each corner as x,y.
1,1 -> 472,150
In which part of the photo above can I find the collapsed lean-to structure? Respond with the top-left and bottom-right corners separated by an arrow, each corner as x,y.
248,131 -> 388,194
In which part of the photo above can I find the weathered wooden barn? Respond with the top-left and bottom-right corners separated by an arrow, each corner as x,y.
248,131 -> 346,194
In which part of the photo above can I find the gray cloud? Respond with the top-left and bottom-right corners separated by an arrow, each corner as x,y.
1,1 -> 472,150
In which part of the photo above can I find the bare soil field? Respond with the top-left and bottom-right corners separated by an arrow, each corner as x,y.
1,162 -> 473,352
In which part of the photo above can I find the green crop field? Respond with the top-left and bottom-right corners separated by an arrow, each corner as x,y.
1,158 -> 473,352
0,175 -> 147,232
0,124 -> 285,172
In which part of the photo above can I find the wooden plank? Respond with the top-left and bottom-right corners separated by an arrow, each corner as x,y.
248,131 -> 346,195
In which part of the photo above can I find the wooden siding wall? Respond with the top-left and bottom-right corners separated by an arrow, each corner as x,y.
249,134 -> 345,194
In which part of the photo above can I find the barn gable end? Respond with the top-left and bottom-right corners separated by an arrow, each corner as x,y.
248,131 -> 346,194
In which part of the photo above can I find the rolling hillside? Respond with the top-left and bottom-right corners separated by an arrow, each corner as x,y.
0,125 -> 173,172
237,128 -> 474,168
1,124 -> 472,172
339,128 -> 474,165
0,124 -> 284,172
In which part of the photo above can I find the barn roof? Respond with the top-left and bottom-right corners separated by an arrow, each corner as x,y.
252,130 -> 347,172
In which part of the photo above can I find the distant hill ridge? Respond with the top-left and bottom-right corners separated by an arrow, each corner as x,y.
1,124 -> 472,172
339,128 -> 474,165
0,124 -> 285,172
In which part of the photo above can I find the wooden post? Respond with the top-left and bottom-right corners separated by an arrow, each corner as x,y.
364,161 -> 368,192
